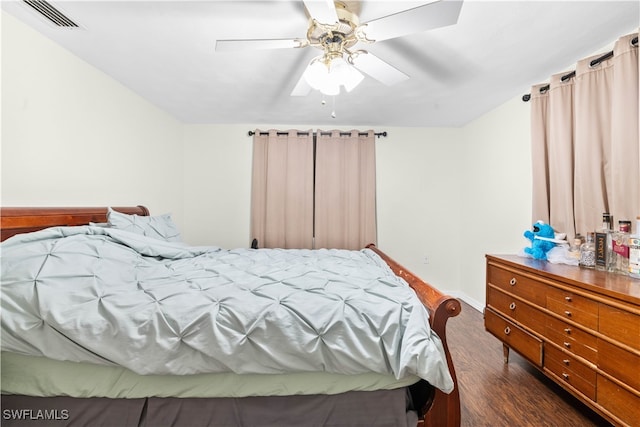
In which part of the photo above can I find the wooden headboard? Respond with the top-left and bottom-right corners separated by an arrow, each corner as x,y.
0,206 -> 149,242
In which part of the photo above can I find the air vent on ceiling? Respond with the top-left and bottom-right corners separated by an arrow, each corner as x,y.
23,0 -> 79,28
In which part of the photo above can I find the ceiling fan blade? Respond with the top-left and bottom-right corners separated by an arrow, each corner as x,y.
291,70 -> 313,96
303,0 -> 338,24
215,38 -> 306,52
351,52 -> 409,86
359,0 -> 463,42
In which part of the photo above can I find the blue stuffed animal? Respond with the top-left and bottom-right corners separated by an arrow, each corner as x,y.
524,221 -> 556,260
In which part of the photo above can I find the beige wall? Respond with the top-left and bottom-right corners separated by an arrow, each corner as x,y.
181,124 -> 253,249
458,97 -> 532,307
1,12 -> 185,222
2,11 -> 533,309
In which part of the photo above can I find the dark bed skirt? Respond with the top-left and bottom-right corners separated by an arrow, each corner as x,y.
1,388 -> 418,427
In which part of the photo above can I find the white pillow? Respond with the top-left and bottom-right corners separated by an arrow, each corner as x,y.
107,208 -> 182,242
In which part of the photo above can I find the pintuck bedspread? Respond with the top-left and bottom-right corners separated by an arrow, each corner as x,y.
0,225 -> 453,394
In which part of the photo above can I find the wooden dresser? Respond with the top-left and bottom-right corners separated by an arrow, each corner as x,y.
485,254 -> 640,427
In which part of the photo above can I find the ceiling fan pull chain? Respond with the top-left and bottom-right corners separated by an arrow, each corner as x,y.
331,96 -> 336,119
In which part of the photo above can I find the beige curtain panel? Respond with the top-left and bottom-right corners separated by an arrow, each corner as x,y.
314,130 -> 377,250
529,32 -> 639,238
250,130 -> 315,249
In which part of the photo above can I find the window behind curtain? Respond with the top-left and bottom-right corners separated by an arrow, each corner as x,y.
250,129 -> 377,250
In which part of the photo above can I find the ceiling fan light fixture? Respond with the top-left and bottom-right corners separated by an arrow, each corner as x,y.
331,56 -> 364,92
304,55 -> 363,95
303,57 -> 329,88
322,80 -> 341,96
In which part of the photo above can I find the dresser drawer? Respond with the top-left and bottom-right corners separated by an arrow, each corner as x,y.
487,287 -> 546,334
485,308 -> 543,366
487,264 -> 548,306
546,287 -> 598,330
597,375 -> 640,427
599,304 -> 640,351
544,344 -> 596,401
545,316 -> 597,364
598,339 -> 640,391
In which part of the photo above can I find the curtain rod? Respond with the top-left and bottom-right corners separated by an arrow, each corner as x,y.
248,130 -> 388,138
522,36 -> 638,102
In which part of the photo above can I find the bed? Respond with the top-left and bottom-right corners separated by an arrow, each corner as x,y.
0,206 -> 461,427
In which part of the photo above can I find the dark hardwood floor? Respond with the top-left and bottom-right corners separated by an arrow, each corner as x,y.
446,301 -> 612,427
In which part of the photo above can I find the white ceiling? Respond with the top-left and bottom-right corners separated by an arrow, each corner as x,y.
3,0 -> 639,127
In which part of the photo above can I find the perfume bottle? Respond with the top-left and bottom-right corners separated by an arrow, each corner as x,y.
612,220 -> 631,275
568,236 -> 583,263
579,232 -> 596,269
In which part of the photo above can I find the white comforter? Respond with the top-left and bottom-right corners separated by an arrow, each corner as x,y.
0,226 -> 454,393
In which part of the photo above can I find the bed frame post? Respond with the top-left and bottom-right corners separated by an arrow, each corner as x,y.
422,296 -> 461,427
365,244 -> 461,427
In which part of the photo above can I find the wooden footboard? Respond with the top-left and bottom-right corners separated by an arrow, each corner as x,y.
367,244 -> 461,427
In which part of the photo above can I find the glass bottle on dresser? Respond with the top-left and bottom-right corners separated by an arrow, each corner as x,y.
595,213 -> 613,271
629,216 -> 640,279
611,220 -> 631,275
579,232 -> 596,269
568,236 -> 583,263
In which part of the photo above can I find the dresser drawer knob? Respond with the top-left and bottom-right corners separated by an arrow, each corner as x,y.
509,278 -> 517,286
509,302 -> 516,310
562,373 -> 570,380
564,311 -> 572,317
504,326 -> 511,335
563,342 -> 571,348
564,296 -> 572,302
564,328 -> 571,334
563,359 -> 570,365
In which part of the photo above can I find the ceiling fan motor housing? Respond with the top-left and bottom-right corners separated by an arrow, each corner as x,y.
307,1 -> 360,53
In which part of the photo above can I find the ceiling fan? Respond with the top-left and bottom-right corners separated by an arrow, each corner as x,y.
215,0 -> 463,96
